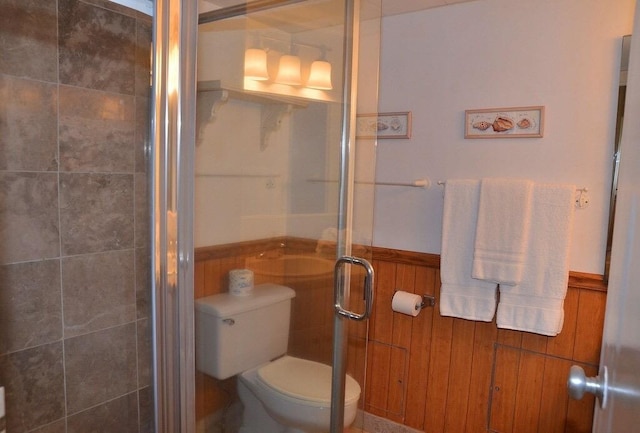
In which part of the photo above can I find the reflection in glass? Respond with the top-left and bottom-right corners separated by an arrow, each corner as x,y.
193,1 -> 380,432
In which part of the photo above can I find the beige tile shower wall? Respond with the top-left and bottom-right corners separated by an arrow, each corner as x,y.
0,0 -> 152,431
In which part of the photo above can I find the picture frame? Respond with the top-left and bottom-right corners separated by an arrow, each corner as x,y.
465,106 -> 545,138
356,111 -> 412,139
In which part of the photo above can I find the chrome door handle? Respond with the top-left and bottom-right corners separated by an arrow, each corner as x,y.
567,365 -> 608,409
334,256 -> 374,321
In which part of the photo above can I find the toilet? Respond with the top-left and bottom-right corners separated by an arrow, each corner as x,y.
195,283 -> 361,433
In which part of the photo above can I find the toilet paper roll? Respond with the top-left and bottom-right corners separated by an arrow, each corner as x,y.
229,269 -> 254,296
391,291 -> 422,317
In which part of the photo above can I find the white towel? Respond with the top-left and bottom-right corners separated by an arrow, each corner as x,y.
496,183 -> 575,336
472,178 -> 534,286
440,180 -> 498,321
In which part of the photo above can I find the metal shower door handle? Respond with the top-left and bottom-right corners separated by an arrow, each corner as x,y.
567,364 -> 608,409
334,256 -> 374,321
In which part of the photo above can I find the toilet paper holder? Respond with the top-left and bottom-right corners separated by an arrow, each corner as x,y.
420,294 -> 436,308
393,290 -> 436,308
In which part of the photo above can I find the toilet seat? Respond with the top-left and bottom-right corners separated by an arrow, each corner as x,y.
257,356 -> 361,408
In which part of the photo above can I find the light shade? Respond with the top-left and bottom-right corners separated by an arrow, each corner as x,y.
244,48 -> 269,81
275,55 -> 302,86
306,60 -> 333,90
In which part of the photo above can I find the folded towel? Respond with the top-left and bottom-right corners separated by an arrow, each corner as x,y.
472,178 -> 534,285
440,180 -> 498,321
496,183 -> 575,336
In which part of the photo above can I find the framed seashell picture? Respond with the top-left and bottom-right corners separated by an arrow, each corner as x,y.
465,106 -> 544,138
356,112 -> 412,139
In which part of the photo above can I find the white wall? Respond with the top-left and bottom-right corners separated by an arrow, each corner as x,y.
108,0 -> 152,15
194,23 -> 347,247
194,97 -> 291,246
373,0 -> 636,273
194,10 -> 383,248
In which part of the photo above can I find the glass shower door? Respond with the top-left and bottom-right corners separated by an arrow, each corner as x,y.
192,0 -> 381,432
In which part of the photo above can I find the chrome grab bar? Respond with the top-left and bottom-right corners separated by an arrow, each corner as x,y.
334,256 -> 374,321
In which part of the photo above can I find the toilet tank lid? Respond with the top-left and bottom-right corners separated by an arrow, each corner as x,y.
195,283 -> 295,317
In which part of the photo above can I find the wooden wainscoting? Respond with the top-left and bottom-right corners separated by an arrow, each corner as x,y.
194,238 -> 607,433
366,247 -> 606,433
194,238 -> 288,420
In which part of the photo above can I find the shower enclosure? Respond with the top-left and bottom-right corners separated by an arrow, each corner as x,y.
153,0 -> 381,431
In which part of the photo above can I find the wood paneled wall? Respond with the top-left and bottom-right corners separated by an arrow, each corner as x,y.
194,238 -> 607,433
365,250 -> 606,433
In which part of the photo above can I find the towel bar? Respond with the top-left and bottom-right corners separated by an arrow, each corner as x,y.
309,178 -> 431,189
437,180 -> 589,208
436,180 -> 587,192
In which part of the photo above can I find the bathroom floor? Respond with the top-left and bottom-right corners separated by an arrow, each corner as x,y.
347,412 -> 424,433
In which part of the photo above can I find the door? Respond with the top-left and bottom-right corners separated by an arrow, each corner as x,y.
567,3 -> 640,430
190,1 -> 381,432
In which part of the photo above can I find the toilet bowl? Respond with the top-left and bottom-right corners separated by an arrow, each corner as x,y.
237,356 -> 361,433
195,284 -> 361,433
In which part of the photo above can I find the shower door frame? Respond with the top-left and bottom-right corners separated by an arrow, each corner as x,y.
330,0 -> 363,431
152,0 -> 370,432
151,0 -> 198,431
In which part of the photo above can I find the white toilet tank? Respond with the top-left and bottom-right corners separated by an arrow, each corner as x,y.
195,283 -> 296,380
